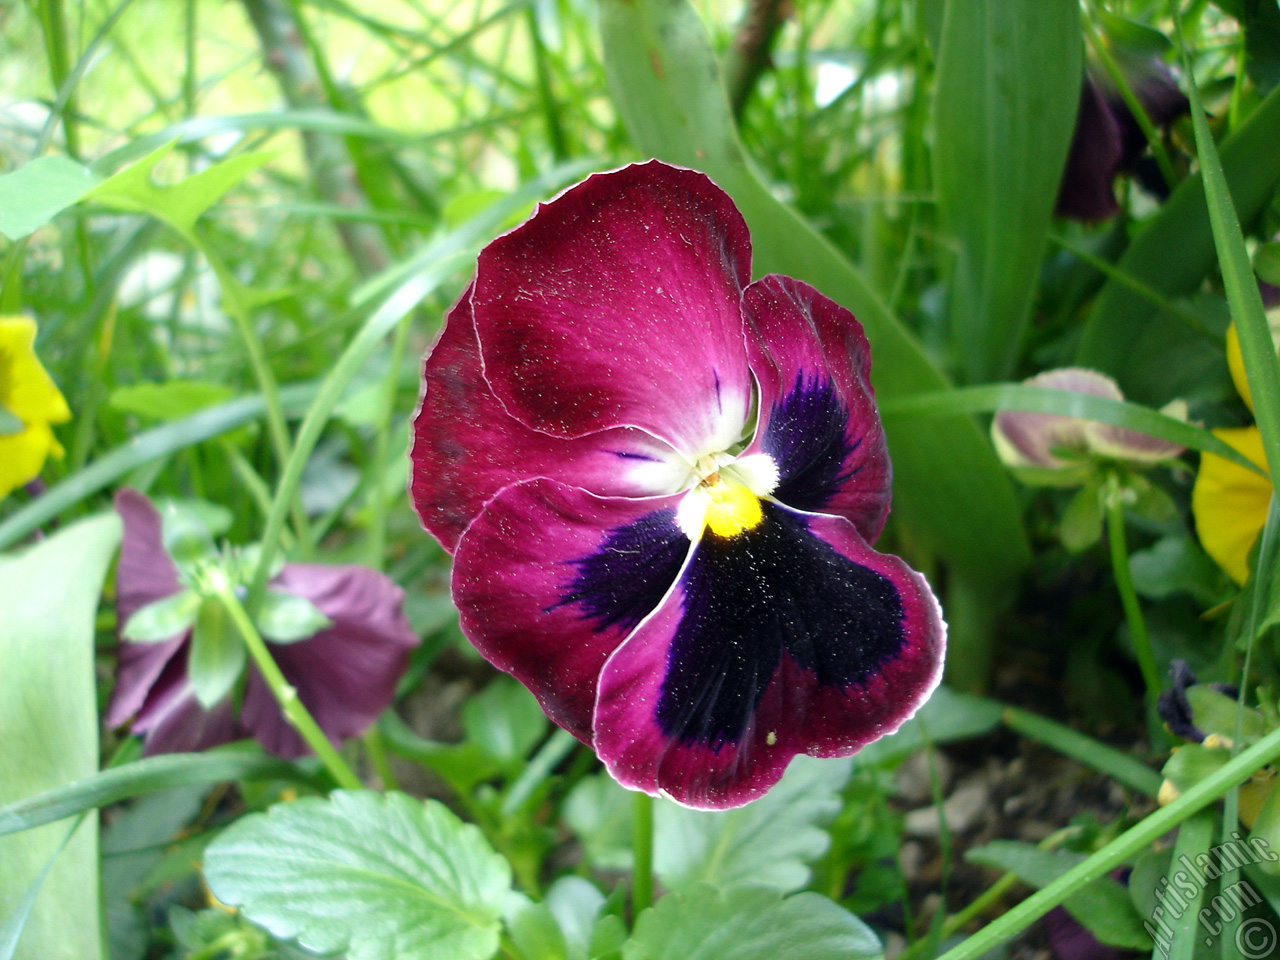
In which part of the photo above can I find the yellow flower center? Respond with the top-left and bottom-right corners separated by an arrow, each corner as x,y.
703,474 -> 764,538
675,453 -> 777,540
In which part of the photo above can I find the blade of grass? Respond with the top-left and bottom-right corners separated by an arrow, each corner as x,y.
1002,706 -> 1162,796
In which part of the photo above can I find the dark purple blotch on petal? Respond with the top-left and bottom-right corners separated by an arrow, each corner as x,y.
764,373 -> 861,514
1157,659 -> 1239,743
657,503 -> 905,750
555,507 -> 689,634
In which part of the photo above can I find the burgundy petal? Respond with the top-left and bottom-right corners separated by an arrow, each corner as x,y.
593,503 -> 945,809
451,478 -> 689,741
1056,76 -> 1124,221
129,648 -> 240,755
106,489 -> 190,727
742,274 -> 892,540
472,160 -> 754,455
238,563 -> 420,758
411,286 -> 687,552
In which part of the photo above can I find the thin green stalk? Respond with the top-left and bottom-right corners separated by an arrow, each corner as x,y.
501,728 -> 578,818
935,723 -> 1280,960
632,791 -> 654,917
1103,476 -> 1163,741
362,726 -> 397,792
212,574 -> 361,790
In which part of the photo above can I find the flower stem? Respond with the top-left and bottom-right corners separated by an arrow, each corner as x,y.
213,579 -> 362,790
632,790 -> 655,917
1102,480 -> 1163,741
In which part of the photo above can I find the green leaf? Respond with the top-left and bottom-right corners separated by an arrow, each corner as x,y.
1161,743 -> 1230,795
188,597 -> 246,708
1255,242 -> 1280,286
622,884 -> 882,960
933,0 -> 1081,382
0,514 -> 120,960
854,685 -> 1004,766
87,141 -> 275,243
0,404 -> 21,436
1077,83 -> 1280,401
565,756 -> 852,893
0,750 -> 308,838
1129,536 -> 1226,604
0,155 -> 102,241
109,380 -> 237,422
122,590 -> 201,643
506,895 -> 570,960
462,679 -> 550,764
599,0 -> 1030,662
255,589 -> 331,644
1000,706 -> 1163,796
1185,687 -> 1269,745
1060,485 -> 1104,553
203,790 -> 512,960
966,841 -> 1152,949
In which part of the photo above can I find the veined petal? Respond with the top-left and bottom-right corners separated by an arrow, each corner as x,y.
452,479 -> 690,740
742,275 -> 891,539
1193,426 -> 1270,585
593,502 -> 945,809
411,287 -> 687,551
106,488 -> 191,727
239,563 -> 420,758
472,160 -> 754,455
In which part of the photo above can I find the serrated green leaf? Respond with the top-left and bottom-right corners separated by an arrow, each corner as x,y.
122,590 -> 200,643
966,841 -> 1151,949
622,884 -> 882,960
87,141 -> 275,242
1,515 -> 120,960
255,589 -> 331,644
0,155 -> 102,241
933,0 -> 1081,382
506,895 -> 570,960
545,877 -> 607,960
203,790 -> 512,960
188,597 -> 246,708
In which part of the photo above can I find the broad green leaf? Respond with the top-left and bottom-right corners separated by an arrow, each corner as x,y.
0,514 -> 120,960
122,590 -> 200,643
598,0 -> 1030,670
564,756 -> 852,893
505,896 -> 570,960
255,589 -> 331,644
0,750 -> 307,838
0,155 -> 102,240
1077,83 -> 1280,400
1185,687 -> 1269,745
545,877 -> 607,960
933,0 -> 1081,383
87,141 -> 275,243
1129,536 -> 1226,605
966,842 -> 1151,949
462,679 -> 549,764
622,884 -> 882,960
1256,242 -> 1280,286
203,790 -> 512,960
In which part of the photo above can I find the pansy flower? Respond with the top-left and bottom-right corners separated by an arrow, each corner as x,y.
0,315 -> 71,498
410,161 -> 945,809
108,489 -> 419,757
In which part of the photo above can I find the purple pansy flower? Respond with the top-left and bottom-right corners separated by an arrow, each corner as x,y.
410,160 -> 945,809
107,488 -> 419,758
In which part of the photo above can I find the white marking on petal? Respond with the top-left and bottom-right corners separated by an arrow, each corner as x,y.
725,453 -> 779,497
676,486 -> 710,540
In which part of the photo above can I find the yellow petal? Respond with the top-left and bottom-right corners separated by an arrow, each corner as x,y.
1225,309 -> 1280,413
1192,426 -> 1271,584
0,316 -> 71,498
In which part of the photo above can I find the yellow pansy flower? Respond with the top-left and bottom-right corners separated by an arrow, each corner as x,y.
1192,425 -> 1269,584
0,316 -> 71,498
